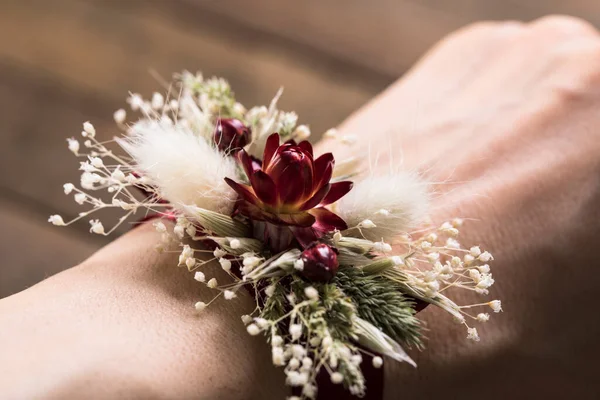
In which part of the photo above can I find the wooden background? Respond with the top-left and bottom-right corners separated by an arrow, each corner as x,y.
1,0 -> 599,298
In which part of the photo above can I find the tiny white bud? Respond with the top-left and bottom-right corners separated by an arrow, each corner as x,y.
213,248 -> 227,258
84,140 -> 92,148
289,324 -> 303,340
173,225 -> 185,238
265,284 -> 276,297
304,286 -> 319,300
90,157 -> 104,168
246,323 -> 260,336
272,346 -> 285,366
294,259 -> 304,271
151,92 -> 164,109
89,219 -> 105,235
288,358 -> 300,370
194,271 -> 206,282
233,102 -> 246,115
301,357 -> 313,369
321,336 -> 332,349
229,239 -> 241,249
224,290 -> 236,300
359,219 -> 376,229
372,356 -> 383,368
185,257 -> 196,269
489,300 -> 503,313
467,327 -> 480,341
83,121 -> 96,137
478,251 -> 493,262
330,372 -> 344,384
219,258 -> 232,272
241,315 -> 253,324
477,313 -> 490,322
63,183 -> 75,194
391,256 -> 404,266
67,138 -> 80,154
207,278 -> 218,288
452,218 -> 464,227
469,246 -> 482,257
194,301 -> 207,312
48,215 -> 65,226
111,168 -> 125,182
113,108 -> 126,124
153,221 -> 167,233
351,354 -> 363,366
375,208 -> 390,216
293,124 -> 311,140
324,128 -> 337,138
271,335 -> 283,347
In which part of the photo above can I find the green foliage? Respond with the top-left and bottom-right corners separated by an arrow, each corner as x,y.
335,268 -> 423,348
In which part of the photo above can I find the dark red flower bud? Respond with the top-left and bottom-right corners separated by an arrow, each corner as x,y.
214,118 -> 251,153
300,242 -> 339,281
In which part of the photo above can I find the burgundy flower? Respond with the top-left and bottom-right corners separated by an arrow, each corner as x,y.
213,118 -> 251,153
300,242 -> 339,281
225,133 -> 353,252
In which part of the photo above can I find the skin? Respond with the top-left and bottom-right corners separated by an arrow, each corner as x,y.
1,15 -> 600,399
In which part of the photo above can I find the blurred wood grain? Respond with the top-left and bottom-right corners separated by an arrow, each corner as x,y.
1,0 -> 599,297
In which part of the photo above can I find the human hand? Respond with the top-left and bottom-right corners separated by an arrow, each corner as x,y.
327,16 -> 600,400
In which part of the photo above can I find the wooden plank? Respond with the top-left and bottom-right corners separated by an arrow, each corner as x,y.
0,199 -> 100,299
194,0 -> 600,78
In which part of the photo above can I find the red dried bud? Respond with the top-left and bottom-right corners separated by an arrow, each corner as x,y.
214,118 -> 251,152
300,242 -> 339,282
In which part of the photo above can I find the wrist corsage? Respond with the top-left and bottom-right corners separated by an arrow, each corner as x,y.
50,71 -> 502,399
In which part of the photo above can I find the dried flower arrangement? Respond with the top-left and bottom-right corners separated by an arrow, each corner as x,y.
50,71 -> 502,399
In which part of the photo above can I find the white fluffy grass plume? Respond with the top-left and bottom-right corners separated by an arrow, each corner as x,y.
337,172 -> 429,242
119,121 -> 238,215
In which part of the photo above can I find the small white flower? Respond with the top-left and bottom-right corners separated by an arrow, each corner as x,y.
420,241 -> 432,250
293,124 -> 311,140
271,335 -> 283,347
359,219 -> 376,229
90,157 -> 104,168
185,257 -> 196,269
219,258 -> 232,272
294,259 -> 304,271
304,286 -> 319,300
84,140 -> 92,148
463,254 -> 475,264
445,238 -> 460,249
374,241 -> 392,253
390,256 -> 404,266
173,225 -> 185,239
469,246 -> 482,257
375,208 -> 390,216
168,99 -> 179,110
151,92 -> 164,109
452,218 -> 464,227
63,183 -> 75,195
477,313 -> 490,322
242,256 -> 260,268
301,357 -> 313,369
153,221 -> 167,233
478,251 -> 493,262
302,383 -> 316,399
288,358 -> 300,370
89,219 -> 105,235
194,271 -> 205,282
477,264 -> 491,274
289,324 -> 302,340
113,108 -> 126,124
247,323 -> 260,336
213,248 -> 227,258
321,336 -> 332,349
467,327 -> 480,341
330,372 -> 344,384
272,346 -> 285,366
207,278 -> 218,288
229,239 -> 241,249
291,344 -> 306,359
265,284 -> 276,298
67,138 -> 80,154
83,121 -> 96,138
194,301 -> 207,312
111,168 -> 125,182
224,290 -> 236,300
48,215 -> 65,226
489,300 -> 503,313
351,354 -> 363,366
372,356 -> 383,368
324,128 -> 337,138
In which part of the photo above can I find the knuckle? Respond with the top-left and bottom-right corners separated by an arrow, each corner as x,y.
443,20 -> 524,46
530,15 -> 598,38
